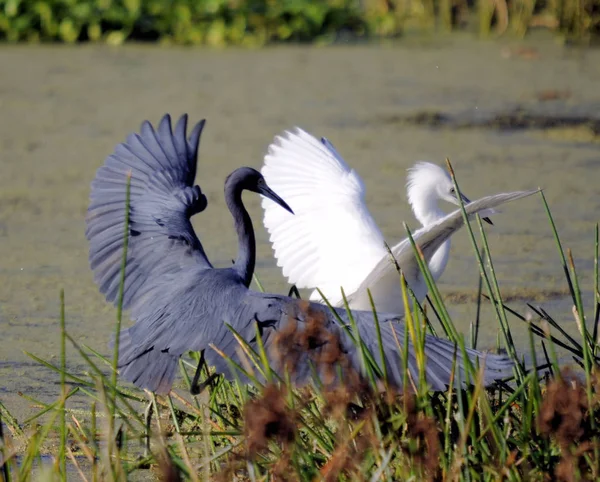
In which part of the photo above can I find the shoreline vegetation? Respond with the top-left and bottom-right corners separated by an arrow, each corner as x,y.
0,0 -> 599,46
1,166 -> 600,480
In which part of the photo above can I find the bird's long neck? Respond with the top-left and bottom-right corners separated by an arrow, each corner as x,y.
411,196 -> 450,281
428,235 -> 451,281
411,198 -> 446,228
226,185 -> 255,287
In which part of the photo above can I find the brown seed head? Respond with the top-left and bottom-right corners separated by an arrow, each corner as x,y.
538,370 -> 588,447
243,384 -> 296,458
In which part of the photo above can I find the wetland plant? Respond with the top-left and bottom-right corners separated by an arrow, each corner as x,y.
1,171 -> 600,481
0,0 -> 597,45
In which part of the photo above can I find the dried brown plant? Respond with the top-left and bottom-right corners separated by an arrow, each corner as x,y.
398,393 -> 441,480
272,300 -> 362,388
538,370 -> 589,447
220,301 -> 447,480
243,384 -> 297,458
538,369 -> 597,481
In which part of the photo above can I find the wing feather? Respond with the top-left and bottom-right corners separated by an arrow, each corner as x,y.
346,190 -> 540,312
85,114 -> 212,310
261,128 -> 388,303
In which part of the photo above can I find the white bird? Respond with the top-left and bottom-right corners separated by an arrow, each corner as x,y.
261,128 -> 494,315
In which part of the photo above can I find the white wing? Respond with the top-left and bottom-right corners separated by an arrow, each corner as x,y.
346,190 -> 539,313
261,128 -> 388,305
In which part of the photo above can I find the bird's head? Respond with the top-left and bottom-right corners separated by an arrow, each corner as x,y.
406,162 -> 493,225
228,167 -> 294,215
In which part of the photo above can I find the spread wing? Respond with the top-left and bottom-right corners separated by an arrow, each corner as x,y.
261,128 -> 387,304
85,113 -> 212,310
346,190 -> 540,311
205,294 -> 515,392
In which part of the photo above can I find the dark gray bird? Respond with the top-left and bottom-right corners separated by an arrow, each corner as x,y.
86,114 -> 535,395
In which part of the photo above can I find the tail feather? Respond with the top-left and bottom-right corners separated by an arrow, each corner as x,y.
419,334 -> 513,387
112,329 -> 179,395
350,315 -> 513,390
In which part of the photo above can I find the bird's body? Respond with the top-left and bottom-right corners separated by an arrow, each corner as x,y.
261,129 -> 493,314
86,114 -> 534,395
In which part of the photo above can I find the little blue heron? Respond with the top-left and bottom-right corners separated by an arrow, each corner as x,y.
86,114 -> 535,395
261,128 -> 495,315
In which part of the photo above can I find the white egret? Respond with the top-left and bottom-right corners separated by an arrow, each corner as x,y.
261,128 -> 493,315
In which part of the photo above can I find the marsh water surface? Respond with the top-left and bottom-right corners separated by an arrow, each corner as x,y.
1,37 -> 599,421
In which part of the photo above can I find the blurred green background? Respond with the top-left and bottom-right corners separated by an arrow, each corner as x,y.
0,0 -> 598,45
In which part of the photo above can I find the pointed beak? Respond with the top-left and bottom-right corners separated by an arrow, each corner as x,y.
259,185 -> 294,215
459,192 -> 493,225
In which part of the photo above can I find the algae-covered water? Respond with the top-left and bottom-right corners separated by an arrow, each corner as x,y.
1,36 -> 599,421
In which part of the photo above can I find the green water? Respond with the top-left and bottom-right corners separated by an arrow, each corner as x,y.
1,37 -> 599,421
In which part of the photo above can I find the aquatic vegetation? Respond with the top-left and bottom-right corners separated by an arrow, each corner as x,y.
0,0 -> 597,45
1,173 -> 600,481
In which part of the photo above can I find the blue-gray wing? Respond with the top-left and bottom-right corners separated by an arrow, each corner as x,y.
205,294 -> 514,392
110,287 -> 514,394
85,113 -> 212,309
330,308 -> 514,390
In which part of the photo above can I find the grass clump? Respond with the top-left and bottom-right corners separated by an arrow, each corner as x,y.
2,173 -> 600,481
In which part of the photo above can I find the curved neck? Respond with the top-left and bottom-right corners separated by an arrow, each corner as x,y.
429,237 -> 451,281
411,198 -> 446,228
411,200 -> 450,280
225,184 -> 255,287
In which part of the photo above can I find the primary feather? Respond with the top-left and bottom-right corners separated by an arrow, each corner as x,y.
86,114 -> 211,310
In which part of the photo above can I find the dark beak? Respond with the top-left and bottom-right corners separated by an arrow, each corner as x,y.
460,193 -> 493,226
259,185 -> 294,215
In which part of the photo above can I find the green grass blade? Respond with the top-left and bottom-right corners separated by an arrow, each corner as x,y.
539,190 -> 575,301
252,272 -> 265,293
59,289 -> 67,481
368,288 -> 389,385
593,223 -> 599,353
446,159 -> 522,383
21,388 -> 80,426
0,407 -> 12,482
113,172 -> 132,411
402,225 -> 458,342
